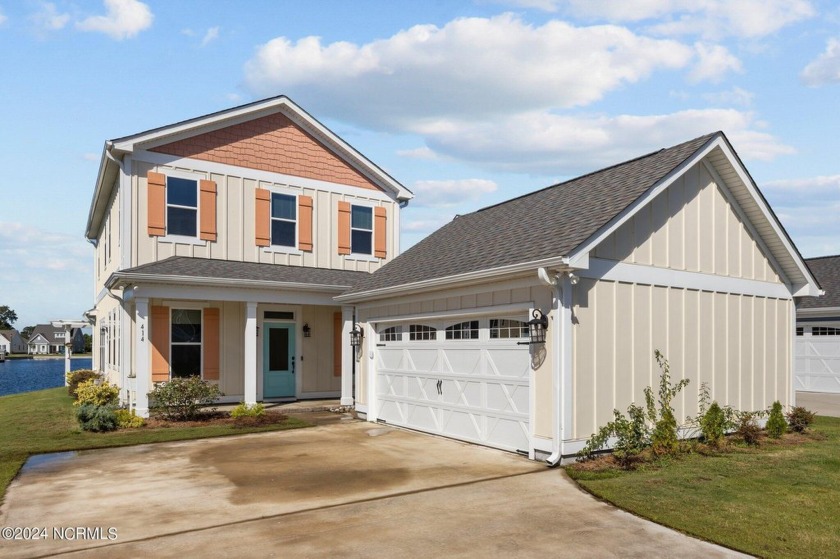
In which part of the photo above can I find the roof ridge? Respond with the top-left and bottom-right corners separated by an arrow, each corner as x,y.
805,254 -> 840,261
473,132 -> 718,216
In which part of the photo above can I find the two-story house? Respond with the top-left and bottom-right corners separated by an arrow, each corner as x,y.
27,324 -> 85,354
0,329 -> 26,354
85,96 -> 412,417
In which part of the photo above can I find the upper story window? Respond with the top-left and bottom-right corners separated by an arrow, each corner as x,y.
351,205 -> 373,255
445,320 -> 479,340
271,193 -> 297,247
166,177 -> 198,237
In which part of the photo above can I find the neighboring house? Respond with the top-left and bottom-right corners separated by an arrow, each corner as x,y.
0,329 -> 26,354
796,255 -> 840,393
27,324 -> 85,354
85,96 -> 413,417
338,132 -> 821,462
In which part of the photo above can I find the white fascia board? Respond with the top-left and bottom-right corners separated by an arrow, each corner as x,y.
110,272 -> 351,294
566,136 -> 721,263
793,283 -> 824,297
581,257 -> 793,299
796,306 -> 840,318
125,283 -> 338,307
85,143 -> 117,240
711,138 -> 820,294
135,151 -> 397,205
365,302 -> 531,324
112,96 -> 412,201
335,256 -> 570,303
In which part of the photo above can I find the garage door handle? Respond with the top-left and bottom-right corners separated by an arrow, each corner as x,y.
436,379 -> 442,395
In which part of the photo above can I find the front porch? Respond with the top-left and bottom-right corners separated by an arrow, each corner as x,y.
104,257 -> 367,417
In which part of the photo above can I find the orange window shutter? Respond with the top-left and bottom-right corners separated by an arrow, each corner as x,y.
203,308 -> 220,381
337,201 -> 351,255
150,306 -> 170,382
255,189 -> 271,247
298,195 -> 313,252
374,206 -> 387,259
147,172 -> 166,237
333,312 -> 342,377
199,180 -> 217,242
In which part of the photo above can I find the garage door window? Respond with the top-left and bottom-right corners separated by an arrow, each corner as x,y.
489,318 -> 528,339
409,324 -> 436,341
380,326 -> 402,342
813,326 -> 840,336
445,320 -> 479,340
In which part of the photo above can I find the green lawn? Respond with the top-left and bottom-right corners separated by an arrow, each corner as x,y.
0,387 -> 312,504
567,416 -> 840,558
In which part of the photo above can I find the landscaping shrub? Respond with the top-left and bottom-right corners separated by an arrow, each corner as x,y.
766,401 -> 787,439
66,369 -> 101,399
75,404 -> 118,432
579,350 -> 689,466
699,401 -> 730,447
149,376 -> 223,421
230,402 -> 265,419
787,406 -> 816,433
736,412 -> 762,445
74,379 -> 120,407
114,408 -> 145,429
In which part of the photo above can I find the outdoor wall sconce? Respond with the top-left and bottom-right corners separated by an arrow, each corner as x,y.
349,323 -> 364,347
302,323 -> 311,338
518,309 -> 548,345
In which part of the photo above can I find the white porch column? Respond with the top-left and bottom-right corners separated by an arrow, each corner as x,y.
244,302 -> 258,405
134,298 -> 150,418
341,305 -> 355,406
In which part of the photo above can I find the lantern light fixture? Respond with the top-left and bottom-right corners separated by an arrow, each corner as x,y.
518,309 -> 548,345
302,323 -> 311,338
349,323 -> 364,347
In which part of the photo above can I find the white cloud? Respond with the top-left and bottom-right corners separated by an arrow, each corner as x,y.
200,26 -> 219,47
0,222 -> 91,327
801,38 -> 840,86
411,179 -> 498,208
31,2 -> 70,31
0,7 -> 8,26
81,152 -> 99,161
415,108 -> 793,175
688,42 -> 741,82
181,28 -> 195,37
560,0 -> 815,40
703,86 -> 754,106
76,0 -> 153,40
397,147 -> 438,160
245,14 -> 694,126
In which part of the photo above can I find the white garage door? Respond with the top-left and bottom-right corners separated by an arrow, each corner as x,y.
374,316 -> 531,453
795,324 -> 840,393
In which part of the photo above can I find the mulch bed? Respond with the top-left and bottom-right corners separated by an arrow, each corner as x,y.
143,411 -> 290,429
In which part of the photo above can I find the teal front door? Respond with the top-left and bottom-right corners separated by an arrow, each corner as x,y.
263,323 -> 295,398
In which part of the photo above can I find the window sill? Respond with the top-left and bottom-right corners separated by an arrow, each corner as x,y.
345,253 -> 381,263
262,245 -> 304,256
159,235 -> 207,246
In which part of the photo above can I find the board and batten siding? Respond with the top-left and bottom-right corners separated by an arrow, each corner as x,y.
572,278 -> 792,440
593,163 -> 781,283
130,160 -> 397,273
356,278 -> 556,439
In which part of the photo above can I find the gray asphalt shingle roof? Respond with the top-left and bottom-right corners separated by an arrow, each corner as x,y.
115,256 -> 370,288
343,132 -> 718,296
800,255 -> 840,309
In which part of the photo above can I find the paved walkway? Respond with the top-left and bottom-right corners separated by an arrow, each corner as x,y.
0,415 -> 748,558
796,391 -> 840,417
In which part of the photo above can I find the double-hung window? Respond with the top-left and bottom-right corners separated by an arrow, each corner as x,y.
166,177 -> 199,237
351,205 -> 373,255
271,193 -> 296,247
171,309 -> 202,378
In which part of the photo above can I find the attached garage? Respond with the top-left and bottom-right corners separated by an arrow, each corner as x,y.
796,255 -> 840,393
373,314 -> 531,452
339,132 -> 822,462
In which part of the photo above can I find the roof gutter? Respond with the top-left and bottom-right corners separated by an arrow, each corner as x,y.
107,271 -> 354,293
337,255 -> 576,303
85,142 -> 122,241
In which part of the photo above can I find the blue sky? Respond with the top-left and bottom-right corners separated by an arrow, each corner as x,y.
1,0 -> 840,329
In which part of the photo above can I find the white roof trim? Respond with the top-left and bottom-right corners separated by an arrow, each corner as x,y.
108,271 -> 353,293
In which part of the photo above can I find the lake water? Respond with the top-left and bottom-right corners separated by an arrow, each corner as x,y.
0,358 -> 93,397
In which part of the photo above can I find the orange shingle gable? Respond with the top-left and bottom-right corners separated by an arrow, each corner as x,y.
150,112 -> 382,191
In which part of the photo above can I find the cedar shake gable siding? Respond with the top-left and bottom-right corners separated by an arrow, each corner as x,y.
150,112 -> 382,191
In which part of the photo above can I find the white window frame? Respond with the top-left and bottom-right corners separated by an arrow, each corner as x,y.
379,326 -> 402,342
170,308 -> 204,380
408,324 -> 437,342
349,201 -> 375,258
488,317 -> 529,341
444,320 -> 480,341
263,186 -> 303,255
160,170 -> 206,245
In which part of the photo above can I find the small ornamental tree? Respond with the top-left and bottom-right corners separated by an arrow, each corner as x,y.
766,401 -> 788,439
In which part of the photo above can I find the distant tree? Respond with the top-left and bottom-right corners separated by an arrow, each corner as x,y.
0,306 -> 17,329
84,334 -> 93,352
21,325 -> 35,340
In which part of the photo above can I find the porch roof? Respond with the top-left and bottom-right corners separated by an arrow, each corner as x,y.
107,257 -> 370,292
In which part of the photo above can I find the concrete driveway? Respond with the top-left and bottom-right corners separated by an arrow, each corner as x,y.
0,414 -> 746,558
